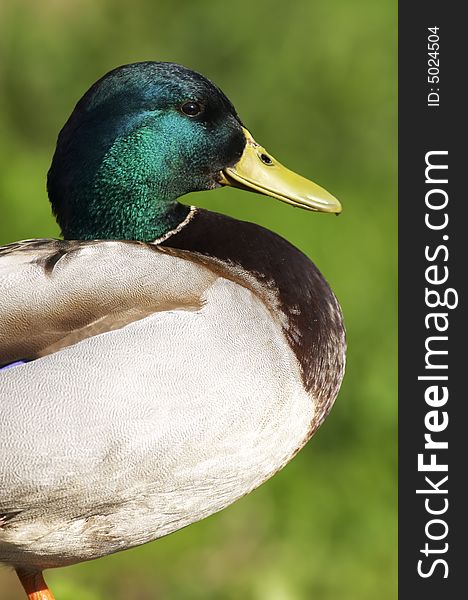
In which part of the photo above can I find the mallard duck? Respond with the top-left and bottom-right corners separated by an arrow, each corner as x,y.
0,62 -> 346,600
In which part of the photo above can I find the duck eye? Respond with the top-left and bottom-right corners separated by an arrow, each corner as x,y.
180,101 -> 203,117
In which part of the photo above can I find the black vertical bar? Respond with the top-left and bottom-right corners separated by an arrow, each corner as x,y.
399,3 -> 465,598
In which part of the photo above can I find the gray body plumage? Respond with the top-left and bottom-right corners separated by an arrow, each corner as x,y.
0,237 -> 339,569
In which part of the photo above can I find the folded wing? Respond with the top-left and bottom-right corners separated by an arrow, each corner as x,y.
0,239 -> 216,364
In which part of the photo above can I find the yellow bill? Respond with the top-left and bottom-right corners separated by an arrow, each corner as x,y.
219,127 -> 341,214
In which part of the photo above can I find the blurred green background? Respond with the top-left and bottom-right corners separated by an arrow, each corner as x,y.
0,0 -> 397,598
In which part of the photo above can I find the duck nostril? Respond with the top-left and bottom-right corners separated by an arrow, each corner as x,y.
259,153 -> 273,166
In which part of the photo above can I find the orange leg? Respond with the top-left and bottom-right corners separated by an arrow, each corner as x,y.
15,569 -> 56,600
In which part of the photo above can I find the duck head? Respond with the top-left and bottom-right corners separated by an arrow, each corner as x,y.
48,62 -> 341,241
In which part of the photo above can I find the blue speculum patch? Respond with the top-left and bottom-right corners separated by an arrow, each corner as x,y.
0,360 -> 28,371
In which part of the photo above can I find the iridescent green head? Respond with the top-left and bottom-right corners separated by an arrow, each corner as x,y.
48,62 -> 341,241
48,62 -> 246,240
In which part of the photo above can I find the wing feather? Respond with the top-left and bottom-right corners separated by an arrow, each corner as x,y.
0,239 -> 216,364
